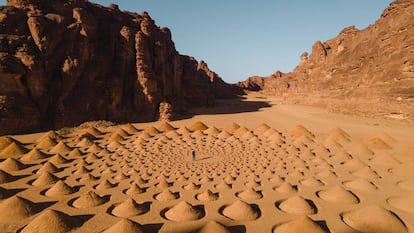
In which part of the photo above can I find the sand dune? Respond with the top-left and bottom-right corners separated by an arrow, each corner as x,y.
0,95 -> 414,232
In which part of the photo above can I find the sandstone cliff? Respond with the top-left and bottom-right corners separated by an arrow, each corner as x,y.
0,0 -> 238,135
239,0 -> 414,120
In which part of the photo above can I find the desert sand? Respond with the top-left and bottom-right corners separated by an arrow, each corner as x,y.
1,93 -> 413,233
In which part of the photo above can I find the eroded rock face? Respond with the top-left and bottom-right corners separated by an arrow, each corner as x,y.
238,0 -> 414,120
0,0 -> 238,135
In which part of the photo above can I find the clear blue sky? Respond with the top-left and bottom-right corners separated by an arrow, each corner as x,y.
1,0 -> 393,83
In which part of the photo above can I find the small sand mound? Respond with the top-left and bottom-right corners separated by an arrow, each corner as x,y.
165,130 -> 180,138
352,166 -> 381,179
157,121 -> 175,132
233,126 -> 250,137
204,126 -> 221,135
83,127 -> 103,137
289,125 -> 314,138
21,148 -> 49,161
0,158 -> 28,171
102,219 -> 144,233
183,182 -> 201,190
125,184 -> 145,195
275,182 -> 297,194
318,186 -> 359,204
176,126 -> 192,135
49,141 -> 72,155
217,130 -> 232,139
73,191 -> 108,208
398,179 -> 414,191
237,188 -> 263,200
122,123 -> 139,134
216,181 -> 232,190
0,196 -> 36,221
300,177 -> 324,187
155,189 -> 179,201
223,122 -> 240,133
49,154 -> 70,165
21,209 -> 82,233
253,123 -> 271,135
111,198 -> 149,217
113,128 -> 130,138
32,172 -> 58,186
325,127 -> 351,144
86,143 -> 103,153
342,205 -> 407,233
76,137 -> 94,147
190,121 -> 209,131
365,137 -> 392,150
222,200 -> 260,221
388,196 -> 414,213
198,221 -> 230,233
196,189 -> 219,201
278,196 -> 317,215
273,216 -> 328,233
343,178 -> 377,191
347,143 -> 374,158
0,141 -> 28,158
371,154 -> 401,167
45,180 -> 75,196
164,201 -> 204,222
95,179 -> 116,190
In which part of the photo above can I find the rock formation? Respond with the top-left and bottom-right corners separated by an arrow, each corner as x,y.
0,0 -> 239,135
238,0 -> 414,120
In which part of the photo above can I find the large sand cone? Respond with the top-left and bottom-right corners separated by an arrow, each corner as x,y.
21,209 -> 82,233
45,180 -> 75,197
273,216 -> 328,233
0,141 -> 28,158
342,205 -> 407,233
165,201 -> 204,222
0,158 -> 28,171
222,200 -> 260,221
318,186 -> 359,204
198,221 -> 230,233
0,196 -> 36,222
21,148 -> 49,161
102,219 -> 144,233
278,196 -> 317,215
73,191 -> 108,208
111,198 -> 149,218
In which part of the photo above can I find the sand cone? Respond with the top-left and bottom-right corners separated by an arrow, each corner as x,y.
0,136 -> 17,151
344,178 -> 377,191
111,198 -> 149,217
223,122 -> 240,133
0,169 -> 17,184
388,196 -> 414,213
273,216 -> 327,233
45,180 -> 75,197
198,221 -> 230,233
155,189 -> 179,201
0,196 -> 36,221
73,191 -> 108,208
32,172 -> 58,186
36,162 -> 60,174
196,189 -> 219,201
342,205 -> 407,233
222,200 -> 260,221
125,184 -> 145,195
318,186 -> 359,204
157,121 -> 175,132
103,219 -> 144,233
0,158 -> 28,171
165,201 -> 204,222
21,148 -> 49,161
279,196 -> 316,215
49,141 -> 72,154
144,126 -> 160,136
35,136 -> 57,150
237,188 -> 263,200
21,209 -> 82,233
189,121 -> 208,131
300,177 -> 324,187
0,141 -> 28,158
183,182 -> 201,190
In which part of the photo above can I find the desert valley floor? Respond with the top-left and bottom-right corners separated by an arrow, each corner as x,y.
1,93 -> 414,233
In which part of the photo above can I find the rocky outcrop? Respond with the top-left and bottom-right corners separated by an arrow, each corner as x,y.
239,0 -> 414,120
0,0 -> 238,135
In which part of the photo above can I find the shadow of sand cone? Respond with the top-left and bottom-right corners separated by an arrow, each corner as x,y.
198,221 -> 230,233
196,189 -> 219,201
111,198 -> 149,218
0,158 -> 28,171
273,216 -> 328,233
21,209 -> 82,233
222,200 -> 260,221
165,201 -> 204,222
237,187 -> 263,200
0,196 -> 36,222
102,219 -> 144,233
342,205 -> 407,233
279,196 -> 316,215
0,141 -> 28,158
45,180 -> 75,196
73,191 -> 108,208
318,186 -> 359,204
0,169 -> 17,184
155,189 -> 179,201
